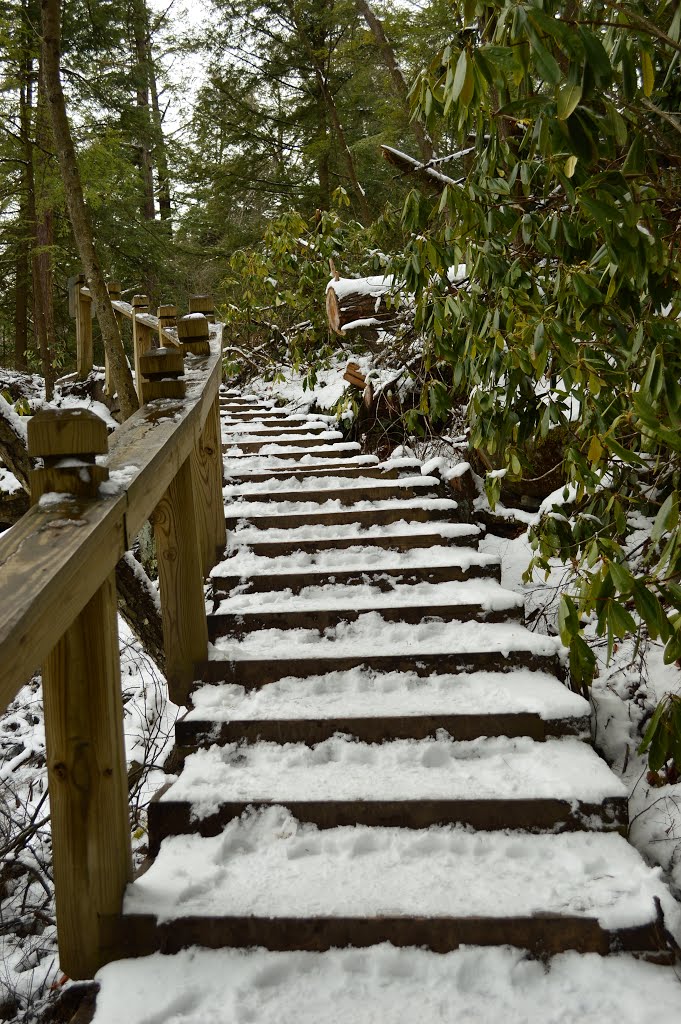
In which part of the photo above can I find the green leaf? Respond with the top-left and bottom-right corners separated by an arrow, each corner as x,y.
558,594 -> 580,646
463,0 -> 477,25
651,492 -> 679,544
578,28 -> 612,86
607,599 -> 637,639
641,49 -> 654,97
557,82 -> 582,120
609,561 -> 634,593
450,50 -> 468,103
639,698 -> 669,756
569,634 -> 597,688
665,631 -> 681,666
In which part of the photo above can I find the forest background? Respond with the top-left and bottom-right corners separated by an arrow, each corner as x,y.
1,1 -> 681,1015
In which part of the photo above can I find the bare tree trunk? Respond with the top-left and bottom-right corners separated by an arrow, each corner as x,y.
41,0 -> 139,420
355,0 -> 433,162
15,13 -> 32,374
32,73 -> 56,400
143,2 -> 172,230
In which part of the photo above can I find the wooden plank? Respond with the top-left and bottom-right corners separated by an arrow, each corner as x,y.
0,498 -> 126,711
147,796 -> 628,858
44,572 -> 132,979
152,456 -> 209,706
0,329 -> 223,711
107,332 -> 224,539
191,395 -> 226,575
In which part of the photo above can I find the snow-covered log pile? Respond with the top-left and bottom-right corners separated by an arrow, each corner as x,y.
326,275 -> 398,337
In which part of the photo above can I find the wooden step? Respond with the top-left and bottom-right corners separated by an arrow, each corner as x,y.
149,735 -> 627,855
223,417 -> 333,430
224,424 -> 332,437
179,666 -> 591,747
225,465 -> 410,483
210,560 -> 500,595
223,435 -> 344,453
225,445 -> 362,462
117,820 -> 671,956
224,481 -> 441,505
224,527 -> 480,557
224,503 -> 459,530
208,596 -> 523,637
195,649 -> 561,687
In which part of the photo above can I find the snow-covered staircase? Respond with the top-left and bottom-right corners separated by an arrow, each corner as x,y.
107,388 -> 678,977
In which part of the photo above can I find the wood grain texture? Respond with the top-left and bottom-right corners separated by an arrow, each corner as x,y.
0,499 -> 126,709
0,329 -> 223,711
76,291 -> 93,379
191,395 -> 225,574
133,313 -> 154,403
43,572 -> 132,979
152,456 -> 208,705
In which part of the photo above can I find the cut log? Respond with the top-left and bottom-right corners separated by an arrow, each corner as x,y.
343,362 -> 366,388
326,277 -> 396,335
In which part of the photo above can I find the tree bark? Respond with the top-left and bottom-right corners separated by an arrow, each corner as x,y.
115,553 -> 165,675
14,24 -> 31,373
41,0 -> 139,421
355,0 -> 433,162
31,72 -> 56,401
0,399 -> 32,492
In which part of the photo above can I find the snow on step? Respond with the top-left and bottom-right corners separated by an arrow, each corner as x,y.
225,452 -> 375,470
92,945 -> 681,1024
160,736 -> 625,817
226,495 -> 458,517
227,520 -> 479,546
209,616 -> 562,661
224,474 -> 439,498
213,544 -> 492,577
187,667 -> 589,725
225,430 -> 343,445
225,441 -> 361,457
213,579 -> 522,616
123,806 -> 677,932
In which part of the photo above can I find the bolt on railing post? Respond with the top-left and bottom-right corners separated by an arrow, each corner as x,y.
75,275 -> 93,380
143,352 -> 209,705
131,294 -> 152,402
27,408 -> 132,980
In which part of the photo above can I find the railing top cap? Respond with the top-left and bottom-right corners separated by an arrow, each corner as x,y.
27,408 -> 109,458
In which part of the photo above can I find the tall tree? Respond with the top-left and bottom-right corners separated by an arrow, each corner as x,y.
41,0 -> 138,419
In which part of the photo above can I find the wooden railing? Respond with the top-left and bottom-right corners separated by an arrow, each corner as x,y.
0,285 -> 226,979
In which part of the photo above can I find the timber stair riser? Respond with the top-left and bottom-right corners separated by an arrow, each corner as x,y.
207,603 -> 523,636
195,651 -> 563,687
224,466 -> 405,482
223,425 -> 332,437
211,563 -> 500,594
224,507 -> 462,530
104,913 -> 667,959
148,797 -> 628,858
225,449 -> 361,462
224,532 -> 480,556
174,711 -> 591,751
223,484 -> 443,504
224,438 -> 345,452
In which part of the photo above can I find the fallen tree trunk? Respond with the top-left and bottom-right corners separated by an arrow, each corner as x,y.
326,276 -> 397,335
0,397 -> 32,492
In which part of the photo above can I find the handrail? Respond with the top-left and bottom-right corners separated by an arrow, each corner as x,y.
0,286 -> 226,979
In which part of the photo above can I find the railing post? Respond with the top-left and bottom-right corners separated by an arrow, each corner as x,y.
106,281 -> 123,396
27,409 -> 132,980
157,303 -> 177,347
76,277 -> 93,380
177,312 -> 210,356
192,393 -> 227,575
142,354 -> 209,705
188,293 -> 215,323
132,294 -> 152,402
